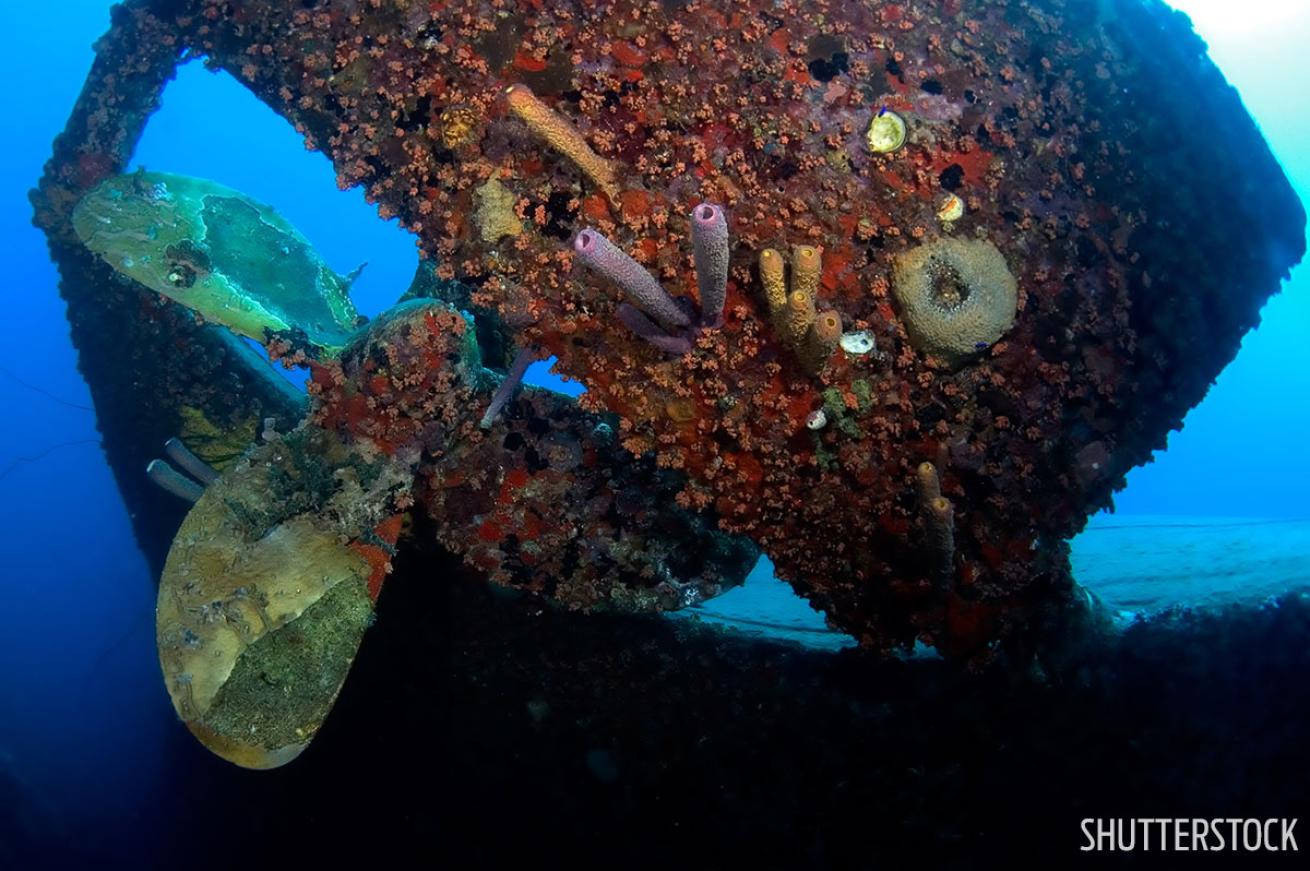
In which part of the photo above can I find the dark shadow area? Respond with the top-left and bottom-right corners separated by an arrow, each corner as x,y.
15,517 -> 1299,868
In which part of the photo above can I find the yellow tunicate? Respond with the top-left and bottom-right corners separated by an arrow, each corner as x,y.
866,109 -> 908,154
937,193 -> 965,223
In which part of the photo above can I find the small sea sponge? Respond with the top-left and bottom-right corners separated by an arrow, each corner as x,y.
473,177 -> 523,243
892,237 -> 1018,366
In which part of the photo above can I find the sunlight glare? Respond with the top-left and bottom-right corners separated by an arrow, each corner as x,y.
1167,0 -> 1306,37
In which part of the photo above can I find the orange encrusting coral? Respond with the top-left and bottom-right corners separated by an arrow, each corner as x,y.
353,512 -> 407,600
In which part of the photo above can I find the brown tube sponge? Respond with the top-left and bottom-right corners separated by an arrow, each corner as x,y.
916,461 -> 941,507
799,310 -> 842,374
892,237 -> 1018,366
505,84 -> 620,200
926,496 -> 956,588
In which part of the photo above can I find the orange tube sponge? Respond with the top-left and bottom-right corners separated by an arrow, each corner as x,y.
916,461 -> 941,507
782,289 -> 816,349
505,84 -> 620,200
791,245 -> 822,299
760,245 -> 833,372
759,248 -> 787,319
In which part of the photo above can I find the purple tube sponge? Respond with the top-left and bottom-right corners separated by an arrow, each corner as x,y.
690,203 -> 728,327
480,347 -> 538,429
616,303 -> 693,355
146,459 -> 205,503
574,229 -> 691,332
164,436 -> 219,485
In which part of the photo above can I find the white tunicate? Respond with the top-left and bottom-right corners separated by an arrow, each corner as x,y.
805,409 -> 827,430
839,330 -> 876,355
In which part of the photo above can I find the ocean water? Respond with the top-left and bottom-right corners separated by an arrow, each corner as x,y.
2,0 -> 1308,865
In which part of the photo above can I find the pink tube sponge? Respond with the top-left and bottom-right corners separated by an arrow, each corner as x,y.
574,229 -> 691,332
690,203 -> 728,326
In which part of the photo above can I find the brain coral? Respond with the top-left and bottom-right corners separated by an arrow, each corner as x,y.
892,237 -> 1019,366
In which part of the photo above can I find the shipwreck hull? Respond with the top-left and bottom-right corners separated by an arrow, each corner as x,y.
31,0 -> 1304,658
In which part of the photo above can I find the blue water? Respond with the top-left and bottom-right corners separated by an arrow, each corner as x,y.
1,0 -> 1307,857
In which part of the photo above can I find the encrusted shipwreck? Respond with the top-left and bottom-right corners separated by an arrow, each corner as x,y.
32,0 -> 1304,768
